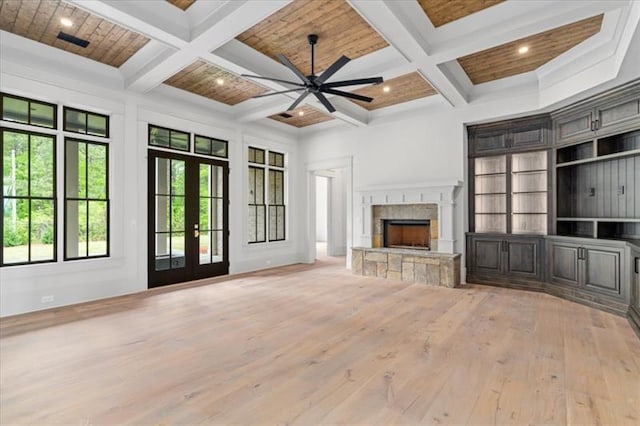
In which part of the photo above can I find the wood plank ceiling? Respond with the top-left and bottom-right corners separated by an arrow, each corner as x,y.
349,72 -> 437,111
458,14 -> 604,85
236,0 -> 389,76
164,60 -> 269,105
0,0 -> 149,68
166,0 -> 196,12
418,0 -> 505,28
268,105 -> 333,128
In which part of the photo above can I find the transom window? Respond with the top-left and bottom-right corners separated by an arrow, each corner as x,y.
1,92 -> 56,129
149,125 -> 190,152
195,135 -> 228,158
64,107 -> 109,138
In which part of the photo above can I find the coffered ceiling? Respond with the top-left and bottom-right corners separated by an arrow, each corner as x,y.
0,0 -> 149,68
164,60 -> 268,105
417,0 -> 505,28
0,0 -> 638,131
236,0 -> 388,76
350,72 -> 437,111
458,14 -> 604,84
268,105 -> 333,128
166,0 -> 196,11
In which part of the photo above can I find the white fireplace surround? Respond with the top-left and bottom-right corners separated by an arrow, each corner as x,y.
355,181 -> 462,254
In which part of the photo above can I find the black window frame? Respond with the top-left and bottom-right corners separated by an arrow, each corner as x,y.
63,106 -> 110,138
248,165 -> 266,244
63,137 -> 110,261
247,146 -> 286,244
1,127 -> 58,266
1,92 -> 57,130
194,134 -> 229,159
148,124 -> 190,152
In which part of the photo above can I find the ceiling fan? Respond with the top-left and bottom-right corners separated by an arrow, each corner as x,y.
241,34 -> 383,113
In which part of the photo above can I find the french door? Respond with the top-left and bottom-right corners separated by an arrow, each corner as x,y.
148,150 -> 228,288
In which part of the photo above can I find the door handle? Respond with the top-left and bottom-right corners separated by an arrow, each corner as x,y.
635,257 -> 639,274
194,224 -> 199,238
594,119 -> 600,130
590,120 -> 595,131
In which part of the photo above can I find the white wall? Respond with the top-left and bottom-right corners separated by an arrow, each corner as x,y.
0,56 -> 305,317
315,176 -> 328,242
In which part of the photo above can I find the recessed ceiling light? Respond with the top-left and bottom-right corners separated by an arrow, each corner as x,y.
60,18 -> 73,28
216,78 -> 224,85
518,46 -> 529,54
298,110 -> 304,116
383,86 -> 391,93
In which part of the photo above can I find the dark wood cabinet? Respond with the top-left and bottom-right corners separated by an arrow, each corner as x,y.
467,233 -> 545,289
467,81 -> 640,336
546,237 -> 631,314
553,84 -> 640,146
468,114 -> 550,156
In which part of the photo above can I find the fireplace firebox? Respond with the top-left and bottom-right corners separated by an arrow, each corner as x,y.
383,219 -> 430,250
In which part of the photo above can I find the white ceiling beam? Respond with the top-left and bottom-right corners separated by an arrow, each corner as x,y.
349,0 -> 468,107
68,0 -> 190,47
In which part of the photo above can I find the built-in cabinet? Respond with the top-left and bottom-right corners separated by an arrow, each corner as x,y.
467,114 -> 550,289
466,234 -> 545,289
467,80 -> 640,336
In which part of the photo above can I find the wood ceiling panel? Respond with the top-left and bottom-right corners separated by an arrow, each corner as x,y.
418,0 -> 505,28
350,72 -> 437,111
164,60 -> 269,105
0,0 -> 150,68
166,0 -> 196,11
458,14 -> 603,85
236,0 -> 388,77
269,105 -> 333,128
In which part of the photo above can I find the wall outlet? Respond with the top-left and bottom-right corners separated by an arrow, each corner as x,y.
41,295 -> 54,304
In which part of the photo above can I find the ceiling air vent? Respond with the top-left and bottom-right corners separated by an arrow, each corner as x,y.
278,113 -> 293,118
57,32 -> 90,48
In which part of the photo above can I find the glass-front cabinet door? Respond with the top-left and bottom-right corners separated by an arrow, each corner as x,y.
148,150 -> 228,287
472,150 -> 548,235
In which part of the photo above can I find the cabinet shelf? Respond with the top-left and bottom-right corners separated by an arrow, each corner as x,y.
555,148 -> 640,168
512,190 -> 547,195
476,192 -> 506,195
512,169 -> 548,174
475,172 -> 506,177
558,217 -> 640,222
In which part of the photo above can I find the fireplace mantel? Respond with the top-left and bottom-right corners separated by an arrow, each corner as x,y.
354,181 -> 462,254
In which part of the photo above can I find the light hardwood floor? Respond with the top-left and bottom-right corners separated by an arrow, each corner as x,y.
1,257 -> 639,424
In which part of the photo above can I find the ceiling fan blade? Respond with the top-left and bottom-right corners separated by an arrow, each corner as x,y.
314,92 -> 336,113
241,74 -> 305,87
252,88 -> 305,99
321,88 -> 373,103
322,77 -> 384,88
316,55 -> 350,84
277,54 -> 310,84
287,91 -> 310,111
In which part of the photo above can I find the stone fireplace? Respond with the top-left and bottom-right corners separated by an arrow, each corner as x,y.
353,181 -> 461,254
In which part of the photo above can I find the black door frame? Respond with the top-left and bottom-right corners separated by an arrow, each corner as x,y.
147,149 -> 229,288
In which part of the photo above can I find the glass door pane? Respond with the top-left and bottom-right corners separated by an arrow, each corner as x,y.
198,164 -> 224,265
511,151 -> 548,235
474,155 -> 506,233
154,157 -> 186,271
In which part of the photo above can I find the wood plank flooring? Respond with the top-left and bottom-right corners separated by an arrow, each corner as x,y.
1,257 -> 639,424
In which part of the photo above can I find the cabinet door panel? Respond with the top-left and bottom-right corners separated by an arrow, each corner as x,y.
554,110 -> 593,145
512,128 -> 544,149
506,240 -> 539,277
549,243 -> 580,287
633,253 -> 640,311
470,129 -> 509,155
473,239 -> 503,273
583,247 -> 621,297
597,97 -> 640,132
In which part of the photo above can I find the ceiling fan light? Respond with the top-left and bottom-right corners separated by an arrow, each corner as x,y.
383,86 -> 391,93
